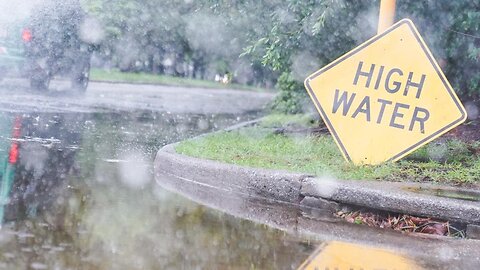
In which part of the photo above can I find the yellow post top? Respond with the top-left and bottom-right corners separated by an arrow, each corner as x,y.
378,0 -> 397,34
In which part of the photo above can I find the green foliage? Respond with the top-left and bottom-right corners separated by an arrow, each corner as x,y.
405,139 -> 475,163
269,72 -> 309,114
244,0 -> 480,101
244,0 -> 374,73
82,0 -> 278,87
397,1 -> 480,99
242,0 -> 374,114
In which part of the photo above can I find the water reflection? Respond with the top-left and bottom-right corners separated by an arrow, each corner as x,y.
298,241 -> 421,270
3,113 -> 84,224
0,111 -> 319,269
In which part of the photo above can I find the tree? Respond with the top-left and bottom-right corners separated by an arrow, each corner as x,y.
397,1 -> 480,100
82,0 -> 277,85
244,0 -> 480,113
243,0 -> 374,113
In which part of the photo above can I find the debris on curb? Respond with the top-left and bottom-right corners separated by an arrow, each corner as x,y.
335,210 -> 466,238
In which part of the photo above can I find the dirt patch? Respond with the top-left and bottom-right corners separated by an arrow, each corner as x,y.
445,119 -> 480,142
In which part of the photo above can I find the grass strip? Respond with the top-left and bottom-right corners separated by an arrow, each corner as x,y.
90,68 -> 267,92
176,119 -> 480,185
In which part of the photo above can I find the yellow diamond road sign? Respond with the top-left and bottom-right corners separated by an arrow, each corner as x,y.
304,19 -> 466,165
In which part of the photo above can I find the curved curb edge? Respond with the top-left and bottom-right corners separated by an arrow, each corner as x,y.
155,142 -> 480,226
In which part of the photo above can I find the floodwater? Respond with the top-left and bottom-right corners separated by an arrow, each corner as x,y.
0,110 -> 477,270
0,111 -> 316,269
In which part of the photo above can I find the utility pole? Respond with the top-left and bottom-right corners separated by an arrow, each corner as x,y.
377,0 -> 396,34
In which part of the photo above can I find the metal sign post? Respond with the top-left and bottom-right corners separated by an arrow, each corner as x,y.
378,0 -> 397,34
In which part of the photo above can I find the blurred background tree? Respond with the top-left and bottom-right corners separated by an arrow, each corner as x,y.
82,0 -> 479,113
82,0 -> 278,87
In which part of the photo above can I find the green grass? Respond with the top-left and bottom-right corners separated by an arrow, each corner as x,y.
176,115 -> 480,185
259,113 -> 320,128
90,68 -> 267,91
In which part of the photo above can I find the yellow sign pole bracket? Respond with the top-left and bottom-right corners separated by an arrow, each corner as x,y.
377,0 -> 397,34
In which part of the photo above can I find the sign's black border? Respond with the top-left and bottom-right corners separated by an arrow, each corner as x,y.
296,244 -> 326,270
304,19 -> 466,163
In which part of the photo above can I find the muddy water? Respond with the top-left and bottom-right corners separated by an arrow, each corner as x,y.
0,111 -> 317,270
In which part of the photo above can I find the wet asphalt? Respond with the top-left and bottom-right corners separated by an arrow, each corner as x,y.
0,78 -> 274,114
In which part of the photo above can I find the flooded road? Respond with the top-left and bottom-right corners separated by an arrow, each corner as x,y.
0,111 -> 319,269
0,109 -> 476,269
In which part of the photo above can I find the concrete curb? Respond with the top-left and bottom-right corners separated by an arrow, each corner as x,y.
302,178 -> 480,224
155,143 -> 480,225
155,122 -> 480,236
155,143 -> 306,204
154,165 -> 480,267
